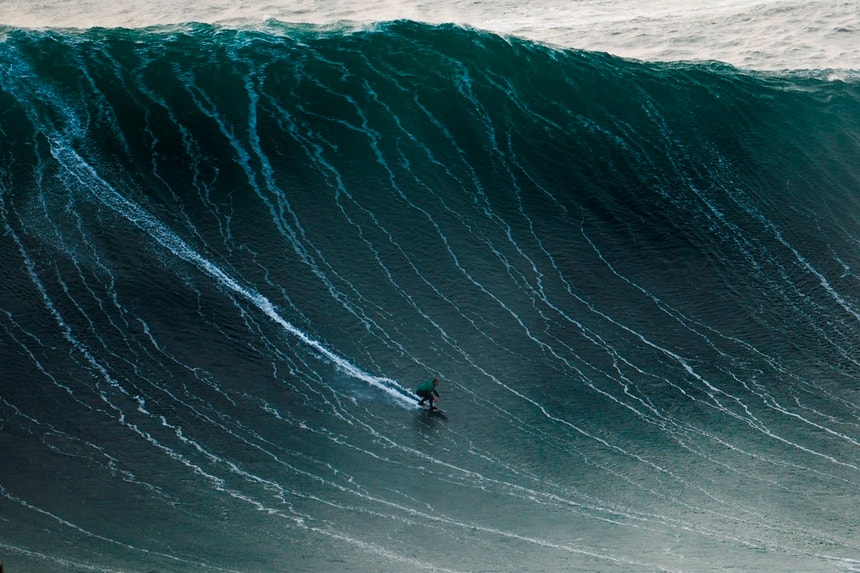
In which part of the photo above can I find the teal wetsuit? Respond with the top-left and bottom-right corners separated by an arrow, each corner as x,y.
416,379 -> 439,408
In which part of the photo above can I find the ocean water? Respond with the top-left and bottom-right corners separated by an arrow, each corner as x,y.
3,0 -> 860,71
1,3 -> 860,573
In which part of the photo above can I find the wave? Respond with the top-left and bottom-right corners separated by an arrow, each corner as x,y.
2,21 -> 860,572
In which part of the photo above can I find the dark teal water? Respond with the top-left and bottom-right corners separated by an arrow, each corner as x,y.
1,21 -> 860,572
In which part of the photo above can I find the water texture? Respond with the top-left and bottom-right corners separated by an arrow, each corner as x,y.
1,21 -> 860,572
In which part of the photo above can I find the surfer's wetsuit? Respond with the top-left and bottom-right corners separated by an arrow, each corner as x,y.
416,379 -> 440,410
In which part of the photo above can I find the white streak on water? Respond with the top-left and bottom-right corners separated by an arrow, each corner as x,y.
48,137 -> 418,408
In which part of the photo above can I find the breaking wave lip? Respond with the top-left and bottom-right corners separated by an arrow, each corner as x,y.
3,0 -> 860,71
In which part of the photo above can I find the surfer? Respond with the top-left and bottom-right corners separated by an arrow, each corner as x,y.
416,378 -> 441,411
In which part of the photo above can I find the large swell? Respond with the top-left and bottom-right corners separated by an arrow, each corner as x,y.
2,21 -> 860,572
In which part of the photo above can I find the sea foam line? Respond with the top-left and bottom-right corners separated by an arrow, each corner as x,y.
49,138 -> 416,408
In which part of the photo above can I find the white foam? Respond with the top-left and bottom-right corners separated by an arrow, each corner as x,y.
2,0 -> 858,71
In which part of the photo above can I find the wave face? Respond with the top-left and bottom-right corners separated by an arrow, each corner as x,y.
2,22 -> 860,572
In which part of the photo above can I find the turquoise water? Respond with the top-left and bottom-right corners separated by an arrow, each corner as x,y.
1,21 -> 860,572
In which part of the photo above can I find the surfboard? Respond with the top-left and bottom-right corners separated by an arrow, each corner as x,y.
424,407 -> 447,419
